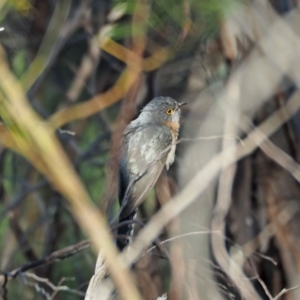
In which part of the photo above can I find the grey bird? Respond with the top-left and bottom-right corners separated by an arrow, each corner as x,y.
117,96 -> 186,250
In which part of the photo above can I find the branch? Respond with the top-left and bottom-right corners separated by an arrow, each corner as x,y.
0,46 -> 142,300
0,240 -> 90,285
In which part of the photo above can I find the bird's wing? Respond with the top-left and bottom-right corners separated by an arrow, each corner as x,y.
119,124 -> 172,218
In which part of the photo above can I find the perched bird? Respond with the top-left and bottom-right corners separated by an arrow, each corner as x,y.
117,97 -> 186,250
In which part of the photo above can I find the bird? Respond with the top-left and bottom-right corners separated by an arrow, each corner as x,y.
117,96 -> 186,250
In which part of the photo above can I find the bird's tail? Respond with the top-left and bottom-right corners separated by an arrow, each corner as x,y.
116,209 -> 137,251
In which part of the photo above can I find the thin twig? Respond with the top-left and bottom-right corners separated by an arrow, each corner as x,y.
0,240 -> 90,285
23,272 -> 85,298
256,276 -> 273,300
146,231 -> 220,253
272,285 -> 300,300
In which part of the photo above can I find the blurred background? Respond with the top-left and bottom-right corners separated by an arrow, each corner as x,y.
1,0 -> 300,299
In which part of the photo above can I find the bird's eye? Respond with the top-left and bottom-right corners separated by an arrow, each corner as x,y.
166,108 -> 174,115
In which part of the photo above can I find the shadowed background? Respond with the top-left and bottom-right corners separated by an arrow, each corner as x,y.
1,0 -> 300,299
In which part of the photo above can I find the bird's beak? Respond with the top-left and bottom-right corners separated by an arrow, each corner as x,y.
177,102 -> 187,109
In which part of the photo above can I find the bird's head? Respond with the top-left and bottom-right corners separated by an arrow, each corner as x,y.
140,97 -> 186,124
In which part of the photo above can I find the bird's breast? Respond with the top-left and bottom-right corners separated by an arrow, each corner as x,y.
164,121 -> 180,169
164,121 -> 180,138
